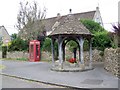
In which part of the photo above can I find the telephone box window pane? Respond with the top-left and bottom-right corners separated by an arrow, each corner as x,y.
31,45 -> 34,58
36,45 -> 39,56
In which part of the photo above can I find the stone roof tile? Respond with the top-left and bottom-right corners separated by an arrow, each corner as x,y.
43,11 -> 96,32
49,14 -> 91,36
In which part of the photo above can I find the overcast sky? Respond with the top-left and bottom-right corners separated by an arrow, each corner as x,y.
0,0 -> 119,35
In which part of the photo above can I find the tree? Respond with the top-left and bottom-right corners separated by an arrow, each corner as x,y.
16,1 -> 46,41
11,33 -> 17,40
112,23 -> 120,47
80,19 -> 112,51
80,19 -> 105,34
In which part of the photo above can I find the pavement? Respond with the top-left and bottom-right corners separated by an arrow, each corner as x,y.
1,60 -> 120,89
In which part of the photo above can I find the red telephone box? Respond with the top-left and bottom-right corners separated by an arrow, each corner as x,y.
29,40 -> 40,62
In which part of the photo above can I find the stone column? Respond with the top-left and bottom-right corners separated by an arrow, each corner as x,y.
51,38 -> 55,66
62,42 -> 65,62
89,39 -> 92,68
79,37 -> 84,64
73,48 -> 77,59
58,36 -> 63,69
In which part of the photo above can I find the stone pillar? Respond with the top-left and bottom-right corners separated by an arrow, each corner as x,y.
73,48 -> 77,59
79,37 -> 84,64
51,38 -> 55,66
62,42 -> 65,62
58,36 -> 63,69
89,39 -> 92,68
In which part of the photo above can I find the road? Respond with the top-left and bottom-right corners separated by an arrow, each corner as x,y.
1,60 -> 119,90
1,75 -> 64,88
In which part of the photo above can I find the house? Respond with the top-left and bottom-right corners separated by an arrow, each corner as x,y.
19,7 -> 103,39
0,26 -> 11,45
44,7 -> 103,36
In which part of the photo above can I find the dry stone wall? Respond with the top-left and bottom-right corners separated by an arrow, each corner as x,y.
6,51 -> 52,61
7,51 -> 29,59
104,48 -> 120,77
41,51 -> 52,61
84,49 -> 103,65
5,49 -> 103,62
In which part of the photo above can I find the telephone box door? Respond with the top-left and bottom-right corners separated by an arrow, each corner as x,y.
29,40 -> 40,62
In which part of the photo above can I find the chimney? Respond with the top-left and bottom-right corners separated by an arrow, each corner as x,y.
57,13 -> 60,17
56,13 -> 61,21
69,9 -> 72,14
96,7 -> 99,10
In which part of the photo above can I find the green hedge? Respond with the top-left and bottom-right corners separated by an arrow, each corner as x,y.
8,37 -> 28,52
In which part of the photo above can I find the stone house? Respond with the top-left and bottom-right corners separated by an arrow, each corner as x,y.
0,26 -> 11,45
44,7 -> 103,36
19,7 -> 103,39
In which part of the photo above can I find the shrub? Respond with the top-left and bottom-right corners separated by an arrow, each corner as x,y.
83,40 -> 89,51
2,46 -> 7,58
8,37 -> 28,52
42,37 -> 58,52
42,37 -> 58,59
93,31 -> 112,51
81,19 -> 112,51
42,38 -> 51,52
112,24 -> 120,47
67,40 -> 78,51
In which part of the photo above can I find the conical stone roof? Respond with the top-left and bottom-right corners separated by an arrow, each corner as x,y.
49,14 -> 92,36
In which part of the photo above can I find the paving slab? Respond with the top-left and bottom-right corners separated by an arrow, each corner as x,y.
1,60 -> 120,89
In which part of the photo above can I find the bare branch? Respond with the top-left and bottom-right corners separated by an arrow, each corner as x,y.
16,1 -> 46,41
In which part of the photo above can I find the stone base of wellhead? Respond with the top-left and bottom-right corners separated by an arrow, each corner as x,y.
51,62 -> 94,72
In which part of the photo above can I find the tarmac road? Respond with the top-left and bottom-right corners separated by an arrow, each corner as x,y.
1,60 -> 120,89
1,74 -> 64,88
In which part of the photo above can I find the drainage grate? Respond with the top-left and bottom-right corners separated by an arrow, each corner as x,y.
81,79 -> 103,85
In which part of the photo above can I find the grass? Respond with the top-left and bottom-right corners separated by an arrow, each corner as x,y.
0,57 -> 51,62
41,59 -> 52,62
1,58 -> 28,61
16,58 -> 28,61
0,58 -> 15,60
0,64 -> 6,70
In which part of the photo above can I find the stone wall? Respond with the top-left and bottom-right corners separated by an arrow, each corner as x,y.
65,49 -> 103,66
41,51 -> 52,61
5,49 -> 103,62
6,51 -> 52,61
84,49 -> 103,65
7,51 -> 29,59
104,48 -> 120,77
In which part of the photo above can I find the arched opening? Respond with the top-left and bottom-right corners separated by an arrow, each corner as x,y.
60,37 -> 82,67
64,39 -> 79,63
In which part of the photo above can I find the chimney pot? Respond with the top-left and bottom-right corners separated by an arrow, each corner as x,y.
69,9 -> 72,14
96,7 -> 99,10
57,13 -> 60,17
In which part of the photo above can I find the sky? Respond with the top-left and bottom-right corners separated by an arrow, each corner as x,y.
0,0 -> 119,35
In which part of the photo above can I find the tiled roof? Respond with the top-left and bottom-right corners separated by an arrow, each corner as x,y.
49,14 -> 92,36
43,11 -> 96,32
